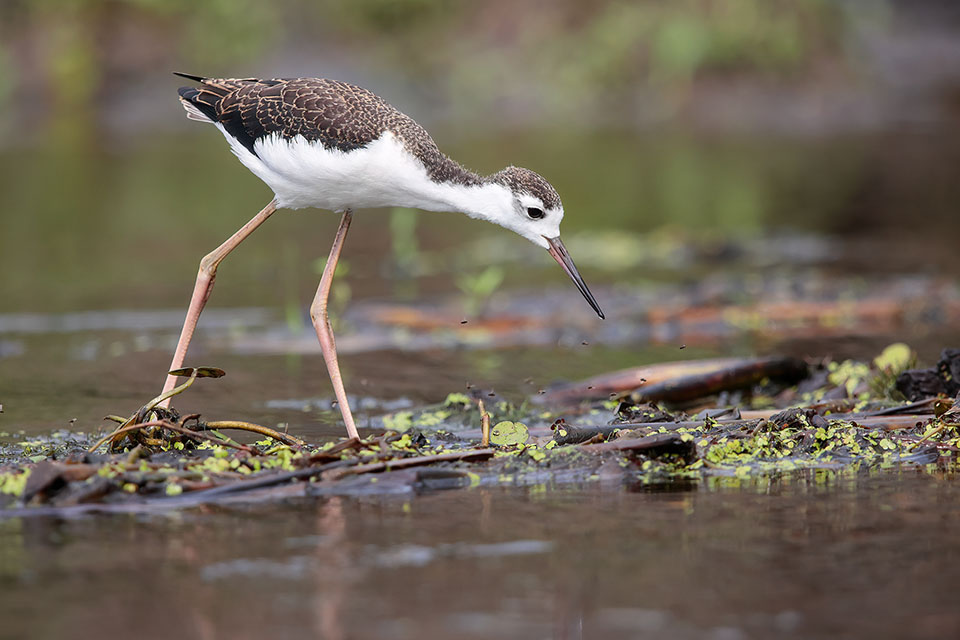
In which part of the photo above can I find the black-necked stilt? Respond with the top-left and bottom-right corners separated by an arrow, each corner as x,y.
161,73 -> 604,439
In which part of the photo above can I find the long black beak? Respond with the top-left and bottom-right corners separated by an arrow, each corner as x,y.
545,236 -> 604,319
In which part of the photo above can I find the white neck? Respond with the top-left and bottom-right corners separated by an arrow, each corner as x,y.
414,179 -> 513,222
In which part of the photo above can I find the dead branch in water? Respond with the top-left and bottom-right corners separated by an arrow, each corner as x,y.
536,356 -> 808,405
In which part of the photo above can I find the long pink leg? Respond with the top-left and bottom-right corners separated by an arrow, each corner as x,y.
310,209 -> 359,440
159,199 -> 278,406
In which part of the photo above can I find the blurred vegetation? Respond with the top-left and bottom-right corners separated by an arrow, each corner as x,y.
0,0 -> 887,136
456,266 -> 505,317
7,119 -> 958,314
12,0 -> 960,320
1,0 -> 278,134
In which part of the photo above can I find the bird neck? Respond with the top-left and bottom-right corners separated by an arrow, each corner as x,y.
407,154 -> 512,222
426,176 -> 513,224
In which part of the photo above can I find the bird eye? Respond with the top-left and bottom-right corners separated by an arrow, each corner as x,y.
527,207 -> 545,220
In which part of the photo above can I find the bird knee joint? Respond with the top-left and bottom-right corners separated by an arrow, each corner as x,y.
199,253 -> 219,278
310,302 -> 328,323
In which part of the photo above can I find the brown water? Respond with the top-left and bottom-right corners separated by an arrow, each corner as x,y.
3,128 -> 960,637
3,130 -> 960,436
2,469 -> 957,640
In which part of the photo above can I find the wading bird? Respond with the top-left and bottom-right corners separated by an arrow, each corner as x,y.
163,73 -> 604,439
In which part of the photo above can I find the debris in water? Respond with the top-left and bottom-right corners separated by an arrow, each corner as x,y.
536,356 -> 808,406
896,348 -> 960,401
1,345 -> 958,515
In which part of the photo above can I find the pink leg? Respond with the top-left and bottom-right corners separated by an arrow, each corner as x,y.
159,199 -> 278,407
310,210 -> 359,440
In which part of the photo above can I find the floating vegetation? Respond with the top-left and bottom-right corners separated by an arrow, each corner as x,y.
2,347 -> 959,515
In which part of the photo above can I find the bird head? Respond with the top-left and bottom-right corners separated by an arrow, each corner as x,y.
486,167 -> 604,319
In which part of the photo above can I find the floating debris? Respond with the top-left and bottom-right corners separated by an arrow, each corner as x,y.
536,356 -> 808,406
897,348 -> 960,400
1,346 -> 958,516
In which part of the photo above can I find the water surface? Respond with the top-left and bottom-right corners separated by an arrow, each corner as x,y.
2,127 -> 960,638
3,129 -> 960,438
2,469 -> 956,639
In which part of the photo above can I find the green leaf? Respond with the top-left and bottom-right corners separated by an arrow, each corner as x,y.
490,421 -> 529,446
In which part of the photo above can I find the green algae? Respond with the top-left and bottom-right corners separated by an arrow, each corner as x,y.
0,469 -> 29,497
3,347 -> 959,509
380,411 -> 414,432
489,421 -> 529,447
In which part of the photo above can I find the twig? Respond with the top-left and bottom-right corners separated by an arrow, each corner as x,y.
134,369 -> 202,421
201,420 -> 307,448
906,421 -> 955,452
580,433 -> 692,454
478,398 -> 491,448
326,448 -> 495,480
179,413 -> 202,427
535,356 -> 808,405
166,459 -> 356,500
552,424 -> 621,446
101,370 -> 203,449
325,437 -> 362,455
88,420 -> 255,454
863,398 -> 936,416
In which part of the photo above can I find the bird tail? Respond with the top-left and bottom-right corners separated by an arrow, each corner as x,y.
178,96 -> 213,122
174,73 -> 260,125
175,72 -> 219,124
173,72 -> 207,83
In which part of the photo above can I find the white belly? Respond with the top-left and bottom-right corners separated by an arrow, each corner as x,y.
218,127 -> 456,212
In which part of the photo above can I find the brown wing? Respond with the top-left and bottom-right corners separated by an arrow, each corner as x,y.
177,76 -> 404,153
176,74 -> 482,186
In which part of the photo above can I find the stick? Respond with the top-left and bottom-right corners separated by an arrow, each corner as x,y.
534,356 -> 808,405
478,398 -> 491,448
201,421 -> 307,448
88,420 -> 255,454
326,449 -> 495,480
167,459 -> 356,500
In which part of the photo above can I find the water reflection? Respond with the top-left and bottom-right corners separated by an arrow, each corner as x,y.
1,469 -> 957,639
4,130 -> 960,314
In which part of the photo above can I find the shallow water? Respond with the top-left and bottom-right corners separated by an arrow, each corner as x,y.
2,468 -> 957,640
3,126 -> 960,637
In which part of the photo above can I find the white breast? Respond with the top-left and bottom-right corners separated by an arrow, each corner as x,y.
217,127 -> 465,213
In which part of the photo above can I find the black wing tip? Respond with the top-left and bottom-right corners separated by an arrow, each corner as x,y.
173,72 -> 207,83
